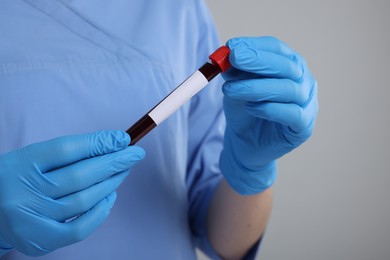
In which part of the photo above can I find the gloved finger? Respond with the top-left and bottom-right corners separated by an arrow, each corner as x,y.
48,172 -> 127,222
43,146 -> 144,199
223,77 -> 313,106
48,192 -> 117,250
23,130 -> 131,173
245,86 -> 318,133
222,65 -> 260,82
227,47 -> 303,82
227,36 -> 299,59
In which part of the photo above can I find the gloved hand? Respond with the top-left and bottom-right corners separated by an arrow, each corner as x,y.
220,36 -> 318,195
0,130 -> 144,256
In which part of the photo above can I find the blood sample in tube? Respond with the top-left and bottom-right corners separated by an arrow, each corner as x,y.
126,46 -> 231,145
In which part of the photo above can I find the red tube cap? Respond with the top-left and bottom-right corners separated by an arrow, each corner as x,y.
209,46 -> 231,73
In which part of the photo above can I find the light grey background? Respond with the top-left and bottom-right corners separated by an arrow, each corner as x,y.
199,0 -> 390,259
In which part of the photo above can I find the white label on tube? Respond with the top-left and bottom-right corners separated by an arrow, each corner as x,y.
149,70 -> 208,125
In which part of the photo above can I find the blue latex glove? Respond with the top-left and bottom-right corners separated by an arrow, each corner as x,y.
0,130 -> 144,256
220,36 -> 318,195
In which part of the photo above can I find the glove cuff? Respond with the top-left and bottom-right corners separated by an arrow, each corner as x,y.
219,153 -> 277,195
0,240 -> 12,256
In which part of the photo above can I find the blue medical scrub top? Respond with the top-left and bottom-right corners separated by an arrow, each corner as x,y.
0,0 -> 233,259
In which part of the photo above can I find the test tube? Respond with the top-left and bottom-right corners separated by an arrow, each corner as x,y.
126,46 -> 231,145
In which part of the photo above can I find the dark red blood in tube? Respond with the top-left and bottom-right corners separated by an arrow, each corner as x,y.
126,46 -> 231,145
